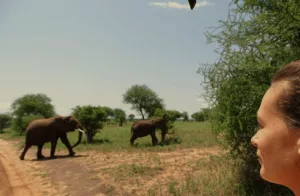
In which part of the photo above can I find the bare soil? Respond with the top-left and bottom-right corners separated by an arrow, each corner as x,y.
0,138 -> 221,196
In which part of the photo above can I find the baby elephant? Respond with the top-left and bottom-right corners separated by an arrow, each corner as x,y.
130,115 -> 168,146
19,115 -> 85,160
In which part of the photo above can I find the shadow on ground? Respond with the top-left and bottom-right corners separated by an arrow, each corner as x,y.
31,154 -> 88,161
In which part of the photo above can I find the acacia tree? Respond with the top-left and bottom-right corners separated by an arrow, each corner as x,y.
123,84 -> 164,119
102,106 -> 114,121
10,93 -> 56,134
199,0 -> 299,195
128,114 -> 135,121
72,105 -> 107,143
113,108 -> 126,126
11,93 -> 55,117
0,113 -> 12,133
181,111 -> 189,121
153,108 -> 181,131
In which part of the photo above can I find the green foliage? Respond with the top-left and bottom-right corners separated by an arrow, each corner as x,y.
153,108 -> 181,132
11,115 -> 44,134
128,114 -> 135,121
123,84 -> 165,119
154,109 -> 181,122
181,111 -> 189,121
191,108 -> 211,122
199,0 -> 299,195
11,93 -> 55,118
102,106 -> 115,120
113,108 -> 126,126
72,105 -> 107,143
0,113 -> 12,133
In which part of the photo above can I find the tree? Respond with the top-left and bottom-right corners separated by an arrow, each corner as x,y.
10,93 -> 56,134
11,115 -> 44,135
123,84 -> 164,119
153,108 -> 180,131
181,111 -> 189,121
128,114 -> 135,121
199,0 -> 299,195
0,113 -> 12,133
11,93 -> 55,118
72,105 -> 107,143
113,108 -> 126,126
102,106 -> 115,120
191,109 -> 210,122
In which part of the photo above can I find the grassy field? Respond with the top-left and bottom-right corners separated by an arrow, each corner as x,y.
0,121 -> 220,152
0,121 -> 243,195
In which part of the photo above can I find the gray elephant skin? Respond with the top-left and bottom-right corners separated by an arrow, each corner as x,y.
19,115 -> 85,160
130,115 -> 168,146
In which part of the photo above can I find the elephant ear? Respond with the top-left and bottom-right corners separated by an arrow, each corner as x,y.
64,116 -> 72,123
151,119 -> 158,124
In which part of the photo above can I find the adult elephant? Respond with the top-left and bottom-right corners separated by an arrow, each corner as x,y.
130,115 -> 168,146
19,115 -> 86,160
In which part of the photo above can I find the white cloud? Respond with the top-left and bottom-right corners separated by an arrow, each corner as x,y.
148,1 -> 215,10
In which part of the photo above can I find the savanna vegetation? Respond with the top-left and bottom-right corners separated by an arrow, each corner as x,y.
0,89 -> 238,195
198,0 -> 300,195
1,0 -> 299,195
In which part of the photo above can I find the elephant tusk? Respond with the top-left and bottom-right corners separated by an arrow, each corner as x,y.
78,129 -> 85,133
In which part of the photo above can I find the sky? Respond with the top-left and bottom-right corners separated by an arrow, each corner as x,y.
0,0 -> 232,118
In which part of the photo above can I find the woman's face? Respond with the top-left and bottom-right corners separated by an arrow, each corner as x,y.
251,83 -> 300,186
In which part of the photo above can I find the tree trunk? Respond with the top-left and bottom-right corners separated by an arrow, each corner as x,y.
85,131 -> 93,144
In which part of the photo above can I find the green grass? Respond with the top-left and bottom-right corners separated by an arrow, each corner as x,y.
0,121 -> 219,152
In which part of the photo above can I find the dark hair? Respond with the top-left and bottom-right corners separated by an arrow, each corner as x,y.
271,60 -> 300,128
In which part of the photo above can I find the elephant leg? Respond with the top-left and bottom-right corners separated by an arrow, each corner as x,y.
150,131 -> 158,146
60,134 -> 75,156
19,144 -> 32,160
37,144 -> 45,159
161,131 -> 166,143
130,134 -> 138,146
50,139 -> 58,158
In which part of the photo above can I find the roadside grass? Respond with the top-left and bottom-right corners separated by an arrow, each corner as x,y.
163,155 -> 242,196
97,153 -> 241,196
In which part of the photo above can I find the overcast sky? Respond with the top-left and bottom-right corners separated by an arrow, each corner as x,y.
0,0 -> 232,117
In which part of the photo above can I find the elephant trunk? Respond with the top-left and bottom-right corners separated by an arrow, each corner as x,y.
71,126 -> 84,148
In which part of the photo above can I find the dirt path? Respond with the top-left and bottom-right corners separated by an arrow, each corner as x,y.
0,138 -> 223,196
0,139 -> 49,196
0,139 -> 119,196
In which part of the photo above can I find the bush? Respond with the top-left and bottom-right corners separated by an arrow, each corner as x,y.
11,115 -> 44,135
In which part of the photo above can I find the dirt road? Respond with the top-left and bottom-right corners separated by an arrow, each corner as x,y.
0,138 -> 222,196
0,139 -> 42,196
0,139 -> 121,196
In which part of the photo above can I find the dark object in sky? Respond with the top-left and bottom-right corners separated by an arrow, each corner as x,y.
188,0 -> 196,10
